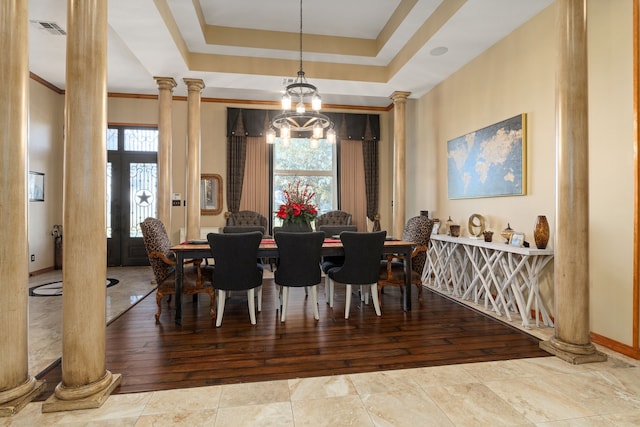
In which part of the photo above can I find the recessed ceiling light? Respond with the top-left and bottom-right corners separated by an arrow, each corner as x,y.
430,46 -> 448,56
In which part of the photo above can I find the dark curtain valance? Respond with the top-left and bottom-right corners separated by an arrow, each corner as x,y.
227,108 -> 381,141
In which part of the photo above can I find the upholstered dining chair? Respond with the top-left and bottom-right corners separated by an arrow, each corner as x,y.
273,231 -> 325,322
224,213 -> 270,266
378,216 -> 434,304
316,210 -> 354,299
315,210 -> 352,227
222,225 -> 265,235
140,217 -> 214,323
226,210 -> 268,229
325,230 -> 387,319
207,231 -> 264,327
321,255 -> 342,305
315,210 -> 355,235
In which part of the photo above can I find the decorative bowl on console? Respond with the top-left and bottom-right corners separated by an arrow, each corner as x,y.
500,223 -> 514,243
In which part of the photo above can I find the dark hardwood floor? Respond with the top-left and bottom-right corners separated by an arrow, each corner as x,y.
36,279 -> 549,399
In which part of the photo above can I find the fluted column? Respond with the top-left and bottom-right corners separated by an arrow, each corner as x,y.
183,78 -> 205,240
42,0 -> 121,412
539,0 -> 606,364
0,0 -> 45,416
154,77 -> 177,229
390,91 -> 411,238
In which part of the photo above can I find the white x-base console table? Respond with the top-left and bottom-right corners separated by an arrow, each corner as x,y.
424,234 -> 554,328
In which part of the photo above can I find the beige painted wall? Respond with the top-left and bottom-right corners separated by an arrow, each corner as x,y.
587,0 -> 634,345
27,80 -> 64,273
408,1 -> 634,346
107,96 -> 393,241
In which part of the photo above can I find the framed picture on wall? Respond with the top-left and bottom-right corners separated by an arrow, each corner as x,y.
447,114 -> 527,199
200,173 -> 222,215
28,171 -> 45,202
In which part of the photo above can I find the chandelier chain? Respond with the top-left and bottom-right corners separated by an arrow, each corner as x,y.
298,0 -> 303,74
267,0 -> 336,144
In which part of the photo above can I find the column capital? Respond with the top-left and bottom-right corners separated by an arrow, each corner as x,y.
390,91 -> 411,103
183,78 -> 205,92
154,77 -> 177,91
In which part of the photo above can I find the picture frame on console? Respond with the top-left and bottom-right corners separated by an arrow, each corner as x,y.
432,222 -> 440,235
510,232 -> 525,247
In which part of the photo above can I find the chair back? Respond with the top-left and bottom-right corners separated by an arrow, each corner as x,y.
317,225 -> 357,237
140,217 -> 174,283
207,231 -> 263,291
402,216 -> 434,274
331,231 -> 387,284
274,231 -> 325,287
222,225 -> 265,235
315,210 -> 352,226
226,210 -> 268,228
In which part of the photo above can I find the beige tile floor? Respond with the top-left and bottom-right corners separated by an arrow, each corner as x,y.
26,266 -> 157,375
4,267 -> 640,426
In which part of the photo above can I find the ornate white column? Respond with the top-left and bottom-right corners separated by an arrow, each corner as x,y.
539,0 -> 606,364
390,91 -> 411,238
183,78 -> 205,241
154,77 -> 177,229
0,0 -> 45,416
43,0 -> 121,412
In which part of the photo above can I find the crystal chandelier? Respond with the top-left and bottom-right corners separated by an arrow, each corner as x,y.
267,0 -> 336,147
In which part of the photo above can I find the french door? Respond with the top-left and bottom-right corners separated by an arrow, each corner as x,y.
106,126 -> 158,266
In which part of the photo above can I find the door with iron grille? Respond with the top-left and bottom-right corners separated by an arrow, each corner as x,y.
107,126 -> 158,266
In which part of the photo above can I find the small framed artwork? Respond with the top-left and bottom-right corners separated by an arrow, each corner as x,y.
200,173 -> 222,215
510,232 -> 525,247
28,171 -> 45,202
432,222 -> 440,235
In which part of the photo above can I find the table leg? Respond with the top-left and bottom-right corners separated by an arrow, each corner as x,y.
175,253 -> 184,325
423,243 -> 436,284
463,245 -> 505,317
404,247 -> 412,311
523,255 -> 554,327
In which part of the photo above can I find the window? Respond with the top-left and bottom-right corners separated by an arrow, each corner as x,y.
272,138 -> 337,226
107,127 -> 158,152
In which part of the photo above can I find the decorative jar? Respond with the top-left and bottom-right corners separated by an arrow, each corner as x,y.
445,216 -> 454,235
534,215 -> 550,249
500,223 -> 514,243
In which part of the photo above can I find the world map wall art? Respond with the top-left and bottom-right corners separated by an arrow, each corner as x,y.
447,114 -> 526,199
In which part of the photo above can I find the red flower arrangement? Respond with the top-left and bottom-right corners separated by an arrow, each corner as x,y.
276,180 -> 318,224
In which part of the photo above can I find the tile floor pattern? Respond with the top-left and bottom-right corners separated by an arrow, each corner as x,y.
4,267 -> 639,426
27,266 -> 156,375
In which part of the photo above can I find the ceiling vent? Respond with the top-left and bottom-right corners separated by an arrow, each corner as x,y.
30,20 -> 66,36
281,78 -> 295,87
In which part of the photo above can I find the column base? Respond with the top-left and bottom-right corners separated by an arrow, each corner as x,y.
42,374 -> 121,413
0,380 -> 45,417
540,338 -> 608,364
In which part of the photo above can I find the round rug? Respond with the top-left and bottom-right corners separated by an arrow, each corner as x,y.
29,278 -> 119,297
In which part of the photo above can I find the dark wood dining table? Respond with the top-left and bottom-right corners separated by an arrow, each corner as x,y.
170,238 -> 415,324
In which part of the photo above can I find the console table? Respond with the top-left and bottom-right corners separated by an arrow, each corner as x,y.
424,234 -> 554,328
